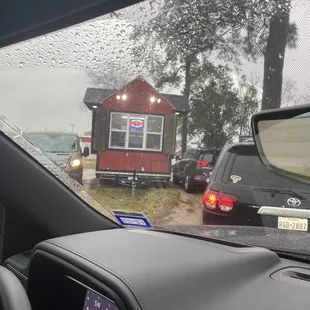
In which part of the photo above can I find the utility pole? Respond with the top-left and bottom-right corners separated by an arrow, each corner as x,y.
70,124 -> 75,132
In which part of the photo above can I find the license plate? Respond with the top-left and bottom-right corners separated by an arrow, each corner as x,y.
278,217 -> 308,231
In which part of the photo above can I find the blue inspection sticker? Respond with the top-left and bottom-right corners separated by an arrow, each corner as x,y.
113,211 -> 152,228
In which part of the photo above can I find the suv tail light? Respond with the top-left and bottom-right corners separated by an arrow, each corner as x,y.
196,161 -> 209,167
203,190 -> 218,209
203,190 -> 238,212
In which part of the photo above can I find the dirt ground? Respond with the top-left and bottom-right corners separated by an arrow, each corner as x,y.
154,189 -> 202,226
83,169 -> 202,226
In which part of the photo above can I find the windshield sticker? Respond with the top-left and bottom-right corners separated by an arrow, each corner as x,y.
113,210 -> 152,228
230,175 -> 242,184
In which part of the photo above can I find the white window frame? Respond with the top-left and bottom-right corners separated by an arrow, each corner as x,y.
109,112 -> 164,152
109,113 -> 128,149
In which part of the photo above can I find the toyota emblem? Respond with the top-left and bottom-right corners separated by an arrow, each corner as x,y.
287,197 -> 301,207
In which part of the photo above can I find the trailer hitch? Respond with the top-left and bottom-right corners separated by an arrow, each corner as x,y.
131,169 -> 137,197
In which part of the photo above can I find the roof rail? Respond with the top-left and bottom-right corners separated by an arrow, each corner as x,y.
239,135 -> 253,142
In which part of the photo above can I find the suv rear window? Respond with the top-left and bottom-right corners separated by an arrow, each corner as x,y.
199,152 -> 214,162
227,147 -> 308,190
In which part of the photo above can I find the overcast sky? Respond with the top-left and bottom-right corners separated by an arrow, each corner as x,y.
0,0 -> 310,134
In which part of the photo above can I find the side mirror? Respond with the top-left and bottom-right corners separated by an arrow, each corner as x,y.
251,104 -> 310,184
83,147 -> 90,157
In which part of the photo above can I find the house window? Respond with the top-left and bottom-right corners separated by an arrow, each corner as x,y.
110,113 -> 128,147
146,116 -> 163,150
109,112 -> 164,151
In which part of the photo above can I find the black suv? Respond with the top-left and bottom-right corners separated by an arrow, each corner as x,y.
173,148 -> 220,192
203,140 -> 310,232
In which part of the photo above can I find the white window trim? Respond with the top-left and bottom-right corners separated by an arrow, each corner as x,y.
109,112 -> 164,151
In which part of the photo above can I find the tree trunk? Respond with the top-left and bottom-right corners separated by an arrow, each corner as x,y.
181,58 -> 192,155
261,10 -> 290,110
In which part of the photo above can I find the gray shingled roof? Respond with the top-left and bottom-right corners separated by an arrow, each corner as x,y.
83,87 -> 190,112
160,93 -> 189,112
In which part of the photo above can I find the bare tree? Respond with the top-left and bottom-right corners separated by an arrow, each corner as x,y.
80,63 -> 132,112
235,72 -> 260,135
299,83 -> 310,106
280,78 -> 310,108
87,66 -> 131,89
281,78 -> 299,107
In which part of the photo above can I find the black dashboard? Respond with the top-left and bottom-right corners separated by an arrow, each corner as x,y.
18,228 -> 310,310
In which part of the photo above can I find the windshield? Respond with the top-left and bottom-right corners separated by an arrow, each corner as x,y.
1,0 -> 310,254
28,133 -> 78,153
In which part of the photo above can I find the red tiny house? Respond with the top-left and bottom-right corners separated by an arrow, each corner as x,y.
102,79 -> 173,114
83,77 -> 189,184
98,152 -> 169,173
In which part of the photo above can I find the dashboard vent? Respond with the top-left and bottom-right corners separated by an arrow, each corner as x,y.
271,267 -> 310,288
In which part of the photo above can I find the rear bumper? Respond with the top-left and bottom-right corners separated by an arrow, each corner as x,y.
192,175 -> 208,187
202,207 -> 277,228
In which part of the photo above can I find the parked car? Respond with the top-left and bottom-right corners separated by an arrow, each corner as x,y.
26,131 -> 89,184
203,140 -> 310,232
173,148 -> 220,192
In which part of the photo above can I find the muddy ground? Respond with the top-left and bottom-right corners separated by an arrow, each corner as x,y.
83,169 -> 202,226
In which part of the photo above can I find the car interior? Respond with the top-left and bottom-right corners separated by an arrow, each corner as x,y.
1,1 -> 310,310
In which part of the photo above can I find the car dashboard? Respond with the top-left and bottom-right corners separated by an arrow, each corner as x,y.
20,228 -> 310,310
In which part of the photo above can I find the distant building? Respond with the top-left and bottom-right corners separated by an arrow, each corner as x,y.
78,134 -> 96,160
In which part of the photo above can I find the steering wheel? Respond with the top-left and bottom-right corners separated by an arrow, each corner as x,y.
0,266 -> 31,310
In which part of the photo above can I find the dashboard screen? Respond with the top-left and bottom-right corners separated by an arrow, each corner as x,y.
83,288 -> 119,310
63,276 -> 120,310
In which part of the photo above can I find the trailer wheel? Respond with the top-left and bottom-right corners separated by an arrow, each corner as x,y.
161,182 -> 167,189
154,182 -> 165,189
99,179 -> 106,186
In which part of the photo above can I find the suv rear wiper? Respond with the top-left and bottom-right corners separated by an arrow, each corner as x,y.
256,188 -> 305,200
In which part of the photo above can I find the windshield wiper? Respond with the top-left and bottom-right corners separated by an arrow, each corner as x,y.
256,188 -> 305,200
47,151 -> 71,154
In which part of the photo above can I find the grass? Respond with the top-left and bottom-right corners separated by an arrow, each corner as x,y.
83,158 -> 96,170
89,183 -> 180,220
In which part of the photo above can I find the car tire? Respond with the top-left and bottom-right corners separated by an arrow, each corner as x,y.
184,174 -> 194,193
173,169 -> 179,185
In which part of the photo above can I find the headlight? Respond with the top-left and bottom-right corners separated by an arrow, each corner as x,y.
70,159 -> 81,168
